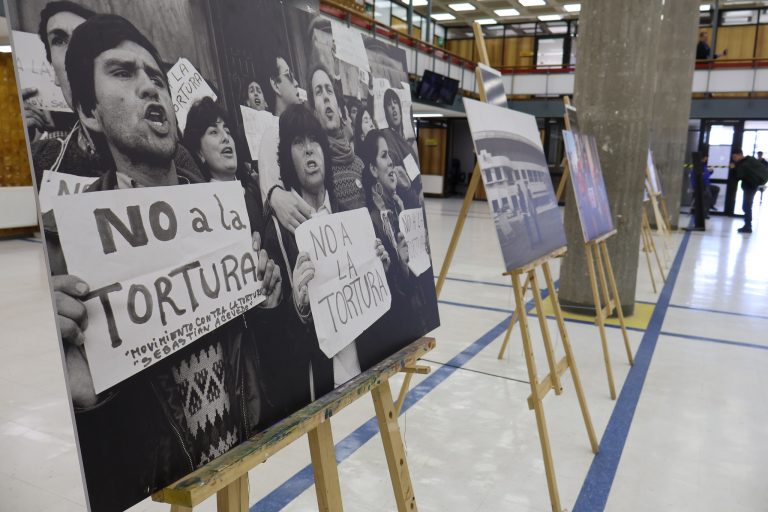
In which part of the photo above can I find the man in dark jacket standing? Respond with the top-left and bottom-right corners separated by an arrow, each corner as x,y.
732,150 -> 767,233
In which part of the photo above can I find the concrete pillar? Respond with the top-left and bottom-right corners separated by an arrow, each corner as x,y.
559,0 -> 664,315
650,0 -> 701,229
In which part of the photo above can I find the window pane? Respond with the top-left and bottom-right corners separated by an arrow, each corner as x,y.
720,9 -> 758,25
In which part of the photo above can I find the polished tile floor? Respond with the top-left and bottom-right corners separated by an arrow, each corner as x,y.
0,197 -> 766,512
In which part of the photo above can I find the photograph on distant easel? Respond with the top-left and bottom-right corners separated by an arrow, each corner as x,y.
563,130 -> 614,242
463,98 -> 567,271
5,0 -> 440,510
476,63 -> 507,108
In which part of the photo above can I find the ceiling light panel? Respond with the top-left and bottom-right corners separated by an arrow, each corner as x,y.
475,18 -> 496,25
449,3 -> 476,11
563,4 -> 581,12
519,0 -> 546,6
495,8 -> 521,16
431,12 -> 457,21
538,14 -> 562,21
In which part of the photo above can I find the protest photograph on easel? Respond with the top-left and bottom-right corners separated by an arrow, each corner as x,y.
462,98 -> 567,271
5,1 -> 440,511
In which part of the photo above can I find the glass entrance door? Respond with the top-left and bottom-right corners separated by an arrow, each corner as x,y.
701,120 -> 743,216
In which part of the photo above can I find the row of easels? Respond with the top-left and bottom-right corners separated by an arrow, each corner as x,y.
155,337 -> 436,512
434,26 -> 622,512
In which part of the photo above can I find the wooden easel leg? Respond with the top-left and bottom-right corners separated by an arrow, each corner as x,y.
394,372 -> 414,417
585,244 -> 617,400
308,420 -> 344,512
600,241 -> 635,366
555,159 -> 570,202
643,211 -> 666,284
435,164 -> 482,298
216,474 -> 249,512
541,262 -> 599,454
641,221 -> 658,293
511,272 -> 561,512
497,274 -> 532,360
529,270 -> 563,395
372,381 -> 418,512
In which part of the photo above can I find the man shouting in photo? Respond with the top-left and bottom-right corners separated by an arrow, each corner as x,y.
47,14 -> 281,512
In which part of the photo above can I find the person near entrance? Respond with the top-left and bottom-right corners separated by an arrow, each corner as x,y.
732,150 -> 768,233
696,32 -> 727,60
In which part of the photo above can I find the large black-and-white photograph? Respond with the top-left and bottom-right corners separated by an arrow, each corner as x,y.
463,98 -> 567,271
476,63 -> 507,108
6,1 -> 440,510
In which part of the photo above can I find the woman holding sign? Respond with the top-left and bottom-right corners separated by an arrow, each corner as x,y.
358,130 -> 432,363
264,104 -> 393,403
380,88 -> 421,209
183,97 -> 265,233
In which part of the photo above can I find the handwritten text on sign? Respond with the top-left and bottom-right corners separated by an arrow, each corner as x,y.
38,170 -> 98,213
12,31 -> 71,112
398,208 -> 431,276
53,182 -> 264,393
167,58 -> 217,132
295,209 -> 391,358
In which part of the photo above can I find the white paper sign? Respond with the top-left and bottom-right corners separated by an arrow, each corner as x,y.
12,31 -> 71,112
398,208 -> 430,276
167,58 -> 217,132
295,208 -> 391,358
402,154 -> 421,181
331,21 -> 371,72
647,150 -> 662,195
38,170 -> 98,213
240,106 -> 275,160
52,182 -> 265,392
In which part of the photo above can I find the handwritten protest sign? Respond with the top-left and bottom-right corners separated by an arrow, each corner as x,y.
402,154 -> 421,181
167,58 -> 217,132
12,31 -> 71,112
398,208 -> 431,276
240,106 -> 276,160
331,20 -> 371,72
52,182 -> 264,392
38,170 -> 98,213
295,208 -> 391,358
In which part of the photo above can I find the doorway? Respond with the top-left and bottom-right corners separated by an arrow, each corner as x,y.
701,120 -> 743,216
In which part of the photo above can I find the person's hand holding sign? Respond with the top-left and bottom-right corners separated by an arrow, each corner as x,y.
53,274 -> 98,408
374,237 -> 390,273
22,88 -> 54,140
292,251 -> 315,321
396,232 -> 409,273
252,231 -> 282,309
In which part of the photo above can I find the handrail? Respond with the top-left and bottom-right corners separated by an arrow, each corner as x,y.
320,0 -> 478,69
694,57 -> 768,69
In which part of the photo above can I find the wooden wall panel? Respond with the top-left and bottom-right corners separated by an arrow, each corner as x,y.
0,54 -> 32,188
417,127 -> 447,177
756,25 -> 768,59
486,38 -> 504,67
446,39 -> 475,62
716,25 -> 758,60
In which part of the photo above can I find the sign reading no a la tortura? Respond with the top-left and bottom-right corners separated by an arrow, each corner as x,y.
53,182 -> 265,392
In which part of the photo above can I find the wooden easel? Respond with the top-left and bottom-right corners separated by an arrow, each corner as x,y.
505,248 -> 599,512
555,97 -> 574,202
641,203 -> 666,293
583,230 -> 634,399
645,169 -> 672,263
153,337 -> 436,512
434,22 -> 491,298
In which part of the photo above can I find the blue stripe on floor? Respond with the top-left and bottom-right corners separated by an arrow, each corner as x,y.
435,275 -> 512,288
438,299 -> 513,314
572,228 -> 692,512
661,331 -> 768,352
251,283 -> 550,511
667,303 -> 768,321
